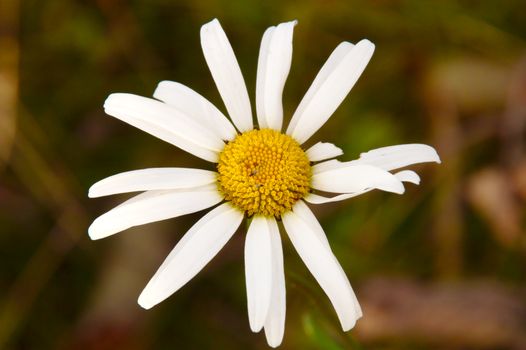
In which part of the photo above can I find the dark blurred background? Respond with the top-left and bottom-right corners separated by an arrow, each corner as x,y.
1,0 -> 526,349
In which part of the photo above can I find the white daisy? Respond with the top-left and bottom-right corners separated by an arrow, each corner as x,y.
88,19 -> 440,347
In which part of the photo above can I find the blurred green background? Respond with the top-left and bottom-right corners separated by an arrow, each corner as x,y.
1,0 -> 526,349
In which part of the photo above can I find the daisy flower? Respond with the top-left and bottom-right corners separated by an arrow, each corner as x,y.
88,19 -> 440,347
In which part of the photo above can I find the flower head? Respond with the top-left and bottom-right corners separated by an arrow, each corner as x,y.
88,19 -> 440,347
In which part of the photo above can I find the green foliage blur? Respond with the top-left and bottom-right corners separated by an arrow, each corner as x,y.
1,0 -> 525,349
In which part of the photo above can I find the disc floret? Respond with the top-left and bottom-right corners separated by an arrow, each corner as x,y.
217,129 -> 311,217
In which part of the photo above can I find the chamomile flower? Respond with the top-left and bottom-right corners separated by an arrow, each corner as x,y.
88,19 -> 440,347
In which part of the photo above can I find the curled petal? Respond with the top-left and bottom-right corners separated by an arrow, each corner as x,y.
311,163 -> 404,194
394,170 -> 420,185
306,169 -> 422,205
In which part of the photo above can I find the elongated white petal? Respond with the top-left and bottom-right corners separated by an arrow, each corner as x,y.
201,19 -> 253,132
245,216 -> 274,332
88,185 -> 223,240
311,163 -> 404,194
286,40 -> 375,144
351,144 -> 441,171
153,81 -> 238,141
282,206 -> 361,331
306,170 -> 420,204
89,168 -> 217,198
256,21 -> 296,131
306,142 -> 343,162
104,93 -> 224,162
107,112 -> 219,162
291,200 -> 330,250
311,159 -> 343,174
305,192 -> 363,204
286,42 -> 352,137
264,219 -> 286,348
395,170 -> 420,185
138,203 -> 243,309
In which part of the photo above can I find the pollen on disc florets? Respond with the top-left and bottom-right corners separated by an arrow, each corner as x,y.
217,129 -> 311,217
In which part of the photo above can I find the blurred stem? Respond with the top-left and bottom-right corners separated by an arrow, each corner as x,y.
286,269 -> 359,349
302,313 -> 345,350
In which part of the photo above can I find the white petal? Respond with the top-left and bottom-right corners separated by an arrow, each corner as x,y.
245,216 -> 274,332
282,206 -> 361,331
88,185 -> 223,240
264,219 -> 286,348
200,19 -> 253,132
395,170 -> 420,185
306,170 -> 420,204
138,203 -> 243,309
256,21 -> 296,131
104,93 -> 224,162
306,142 -> 343,162
88,168 -> 217,198
290,200 -> 330,250
351,144 -> 441,171
106,111 -> 219,162
286,42 -> 352,137
305,192 -> 364,204
286,40 -> 375,144
311,163 -> 405,194
311,159 -> 344,174
153,81 -> 238,141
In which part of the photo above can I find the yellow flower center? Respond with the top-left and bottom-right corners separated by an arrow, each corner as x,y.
217,129 -> 311,217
